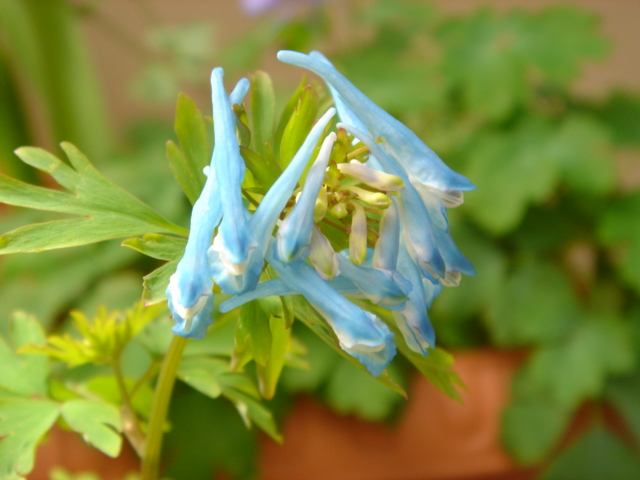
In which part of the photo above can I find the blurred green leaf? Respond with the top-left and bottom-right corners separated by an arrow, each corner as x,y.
324,359 -> 405,422
250,71 -> 276,157
0,398 -> 59,480
599,192 -> 640,292
274,76 -> 306,158
486,260 -> 580,346
463,119 -> 559,234
502,398 -> 572,465
606,369 -> 640,446
514,316 -> 636,409
595,92 -> 640,146
60,399 -> 122,458
169,93 -> 212,204
540,427 -> 640,480
178,356 -> 225,399
0,312 -> 48,397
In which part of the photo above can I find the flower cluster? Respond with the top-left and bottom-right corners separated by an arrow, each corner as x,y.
166,51 -> 475,376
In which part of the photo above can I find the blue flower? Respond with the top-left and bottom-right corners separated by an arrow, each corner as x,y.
209,108 -> 336,294
277,50 -> 476,193
167,73 -> 251,339
222,243 -> 397,377
276,133 -> 336,263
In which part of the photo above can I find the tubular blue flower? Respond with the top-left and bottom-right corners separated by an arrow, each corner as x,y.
209,108 -> 336,294
372,198 -> 400,271
278,50 -> 476,193
276,132 -> 336,264
208,67 -> 258,274
235,244 -> 397,376
341,122 -> 446,279
167,75 -> 250,339
336,249 -> 411,311
393,244 -> 437,355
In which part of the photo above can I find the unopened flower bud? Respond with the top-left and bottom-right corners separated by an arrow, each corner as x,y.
337,162 -> 405,191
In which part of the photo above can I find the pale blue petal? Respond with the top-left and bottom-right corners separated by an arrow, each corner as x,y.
210,67 -> 258,267
210,109 -> 336,294
278,50 -> 475,192
393,245 -> 437,355
169,290 -> 214,340
336,249 -> 411,311
341,123 -> 445,278
267,246 -> 396,376
229,77 -> 250,106
276,132 -> 336,263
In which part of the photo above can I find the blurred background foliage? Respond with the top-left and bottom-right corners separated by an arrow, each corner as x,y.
1,0 -> 640,478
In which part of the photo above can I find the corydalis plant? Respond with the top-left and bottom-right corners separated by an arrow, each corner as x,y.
167,50 -> 475,376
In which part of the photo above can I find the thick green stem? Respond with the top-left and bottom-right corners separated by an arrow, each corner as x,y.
141,335 -> 188,480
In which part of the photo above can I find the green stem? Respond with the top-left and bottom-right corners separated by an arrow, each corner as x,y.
113,356 -> 146,457
141,335 -> 188,480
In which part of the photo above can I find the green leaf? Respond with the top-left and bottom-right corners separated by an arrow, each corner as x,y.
233,104 -> 252,149
606,369 -> 640,446
240,146 -> 282,194
218,375 -> 282,443
463,119 -> 559,234
250,71 -> 276,157
502,398 -> 572,465
0,312 -> 48,397
0,399 -> 59,480
550,115 -> 615,195
596,92 -> 640,146
0,143 -> 185,254
239,300 -> 273,367
540,427 -> 640,480
514,316 -> 636,409
273,76 -> 307,158
486,260 -> 580,346
255,316 -> 289,400
60,400 -> 123,458
178,357 -> 226,399
518,7 -> 609,83
599,193 -> 640,293
324,359 -> 405,422
279,85 -> 320,169
171,93 -> 211,204
142,260 -> 178,305
122,233 -> 186,261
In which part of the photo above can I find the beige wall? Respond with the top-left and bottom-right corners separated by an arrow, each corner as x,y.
84,0 -> 640,133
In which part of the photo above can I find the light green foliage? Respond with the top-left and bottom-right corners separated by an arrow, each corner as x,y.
250,71 -> 276,158
59,400 -> 123,457
0,143 -> 186,254
279,85 -> 320,168
21,302 -> 166,367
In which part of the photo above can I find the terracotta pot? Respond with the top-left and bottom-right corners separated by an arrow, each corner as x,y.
29,349 -> 531,480
29,427 -> 138,480
258,349 -> 535,480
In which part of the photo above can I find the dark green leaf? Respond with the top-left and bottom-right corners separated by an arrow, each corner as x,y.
486,260 -> 580,346
540,427 -> 640,480
502,398 -> 572,465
